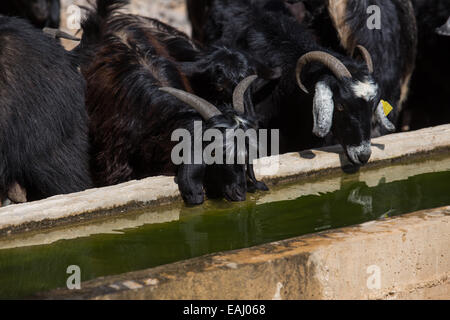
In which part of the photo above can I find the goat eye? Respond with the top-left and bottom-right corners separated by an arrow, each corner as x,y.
336,104 -> 344,112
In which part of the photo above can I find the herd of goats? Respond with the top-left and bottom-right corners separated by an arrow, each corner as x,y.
0,0 -> 449,206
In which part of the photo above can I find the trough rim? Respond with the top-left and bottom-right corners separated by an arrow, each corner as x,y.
0,124 -> 449,237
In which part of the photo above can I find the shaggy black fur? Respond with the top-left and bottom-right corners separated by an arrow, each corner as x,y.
188,0 -> 386,164
77,0 -> 269,205
190,0 -> 418,136
402,0 -> 450,129
296,0 -> 417,136
0,15 -> 91,201
0,0 -> 60,28
187,0 -> 211,44
192,0 -> 417,130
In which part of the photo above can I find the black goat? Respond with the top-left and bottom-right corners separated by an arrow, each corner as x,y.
0,0 -> 60,28
400,0 -> 450,129
300,0 -> 417,136
0,15 -> 91,204
187,0 -> 396,165
77,0 -> 270,205
191,0 -> 418,135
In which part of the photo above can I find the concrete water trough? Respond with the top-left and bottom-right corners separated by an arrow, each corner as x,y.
39,206 -> 450,300
0,125 -> 449,299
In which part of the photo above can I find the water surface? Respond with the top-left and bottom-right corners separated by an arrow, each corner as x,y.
0,158 -> 449,298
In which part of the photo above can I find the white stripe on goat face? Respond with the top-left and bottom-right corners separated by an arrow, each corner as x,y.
352,79 -> 378,102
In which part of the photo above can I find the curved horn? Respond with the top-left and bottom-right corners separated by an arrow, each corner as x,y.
375,101 -> 396,132
232,75 -> 258,114
160,87 -> 222,120
296,51 -> 352,93
354,45 -> 374,73
43,28 -> 81,41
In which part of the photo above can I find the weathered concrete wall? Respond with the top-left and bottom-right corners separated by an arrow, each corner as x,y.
0,125 -> 449,236
39,206 -> 450,300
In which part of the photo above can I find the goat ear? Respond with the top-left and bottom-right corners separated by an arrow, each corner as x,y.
312,81 -> 334,138
375,101 -> 396,132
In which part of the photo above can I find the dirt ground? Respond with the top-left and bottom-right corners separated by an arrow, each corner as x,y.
60,0 -> 190,49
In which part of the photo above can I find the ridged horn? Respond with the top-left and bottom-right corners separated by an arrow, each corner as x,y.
354,45 -> 374,73
296,51 -> 352,93
43,28 -> 81,41
232,75 -> 258,114
160,87 -> 222,120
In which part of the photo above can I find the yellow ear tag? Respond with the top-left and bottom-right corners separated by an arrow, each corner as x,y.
381,100 -> 393,116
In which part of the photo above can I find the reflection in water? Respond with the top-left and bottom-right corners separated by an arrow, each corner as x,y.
348,186 -> 373,215
0,170 -> 448,298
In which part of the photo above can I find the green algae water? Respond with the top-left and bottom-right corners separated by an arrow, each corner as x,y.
0,159 -> 449,298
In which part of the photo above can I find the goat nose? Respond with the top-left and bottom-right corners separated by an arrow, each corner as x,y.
224,185 -> 246,202
346,141 -> 372,165
357,149 -> 372,164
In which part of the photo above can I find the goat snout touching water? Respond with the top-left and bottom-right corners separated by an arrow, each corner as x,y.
77,0 -> 271,205
160,82 -> 268,204
295,48 -> 395,165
